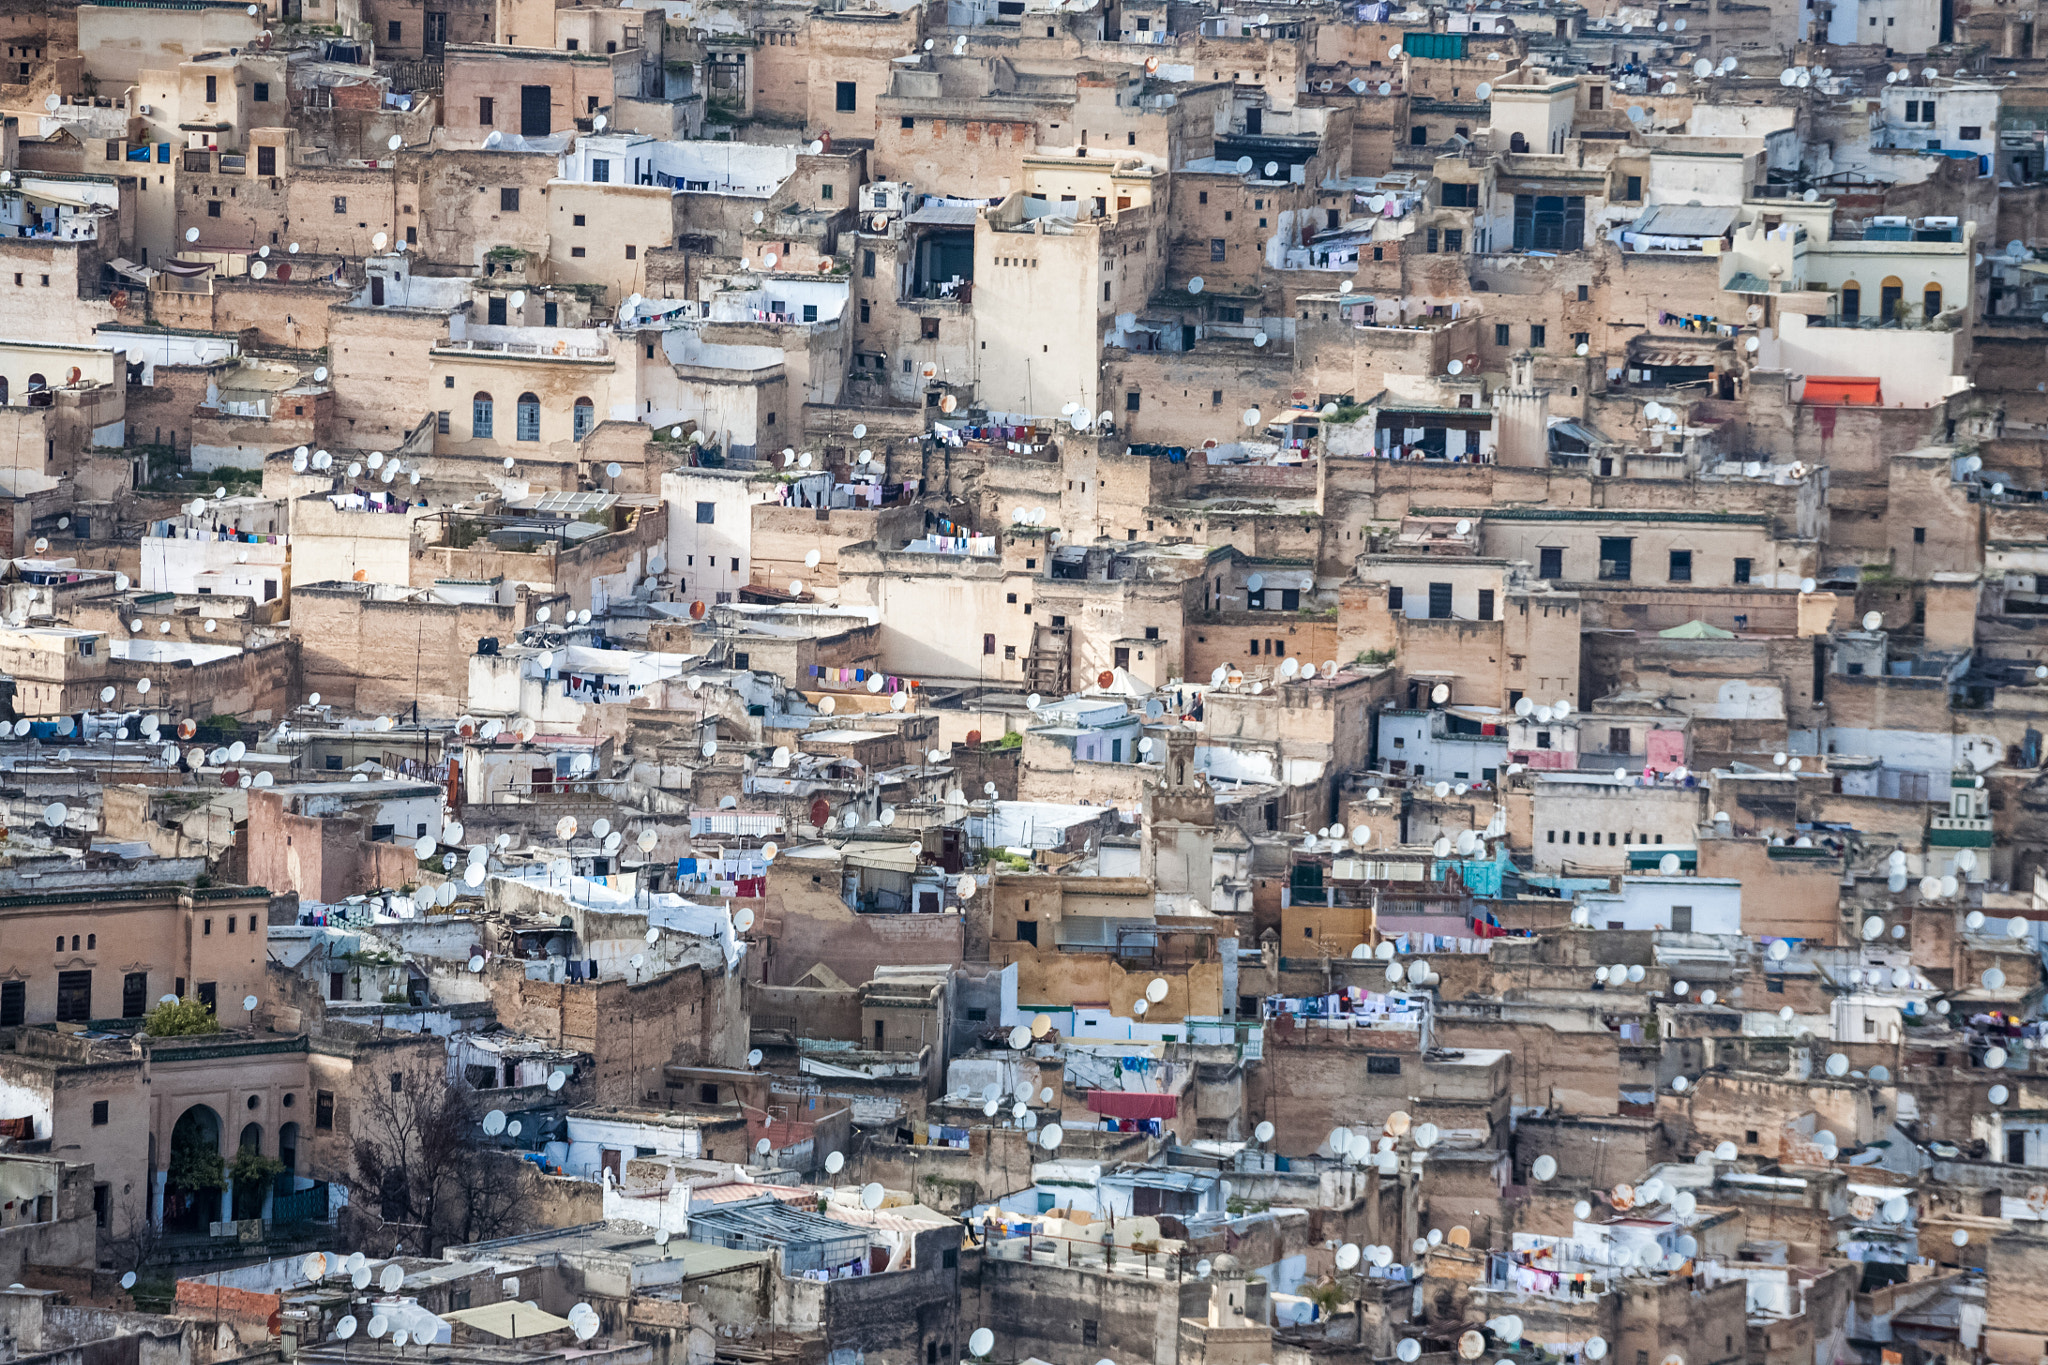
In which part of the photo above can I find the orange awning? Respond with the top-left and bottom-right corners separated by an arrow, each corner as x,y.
1804,376 -> 1883,406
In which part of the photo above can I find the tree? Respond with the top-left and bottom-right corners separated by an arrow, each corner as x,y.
343,1053 -> 523,1254
144,997 -> 220,1037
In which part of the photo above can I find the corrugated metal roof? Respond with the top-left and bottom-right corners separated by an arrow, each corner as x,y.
1630,204 -> 1740,237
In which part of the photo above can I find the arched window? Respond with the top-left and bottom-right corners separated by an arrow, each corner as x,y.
471,391 -> 494,439
516,392 -> 540,442
26,372 -> 44,390
1923,284 -> 1942,319
1879,275 -> 1903,323
572,396 -> 595,440
1509,132 -> 1528,153
1840,280 -> 1862,321
1,376 -> 11,405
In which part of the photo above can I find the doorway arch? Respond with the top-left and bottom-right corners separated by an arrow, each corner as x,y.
164,1105 -> 224,1231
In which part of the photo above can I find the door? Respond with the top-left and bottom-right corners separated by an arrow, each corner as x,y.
1245,107 -> 1262,134
1428,582 -> 1454,619
197,981 -> 217,1015
520,85 -> 552,136
601,1148 -> 623,1182
1114,646 -> 1130,670
424,9 -> 447,54
369,276 -> 384,306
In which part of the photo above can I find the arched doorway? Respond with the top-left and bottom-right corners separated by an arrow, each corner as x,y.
232,1122 -> 272,1218
164,1105 -> 223,1232
278,1121 -> 300,1183
1879,276 -> 1904,324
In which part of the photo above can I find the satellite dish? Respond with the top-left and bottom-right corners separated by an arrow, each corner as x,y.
860,1183 -> 885,1209
380,1264 -> 404,1293
335,1317 -> 358,1341
1532,1154 -> 1558,1181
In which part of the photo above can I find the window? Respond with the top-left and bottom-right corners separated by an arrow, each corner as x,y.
1384,585 -> 1404,612
573,397 -> 595,439
1624,175 -> 1642,200
1913,526 -> 1926,544
206,75 -> 217,102
1495,323 -> 1511,346
1924,285 -> 1942,318
626,244 -> 637,260
1512,194 -> 1585,250
257,145 -> 275,175
387,19 -> 401,40
203,918 -> 212,936
1367,1054 -> 1401,1075
516,392 -> 540,441
1477,589 -> 1494,620
1671,905 -> 1693,933
862,249 -> 875,277
500,187 -> 520,212
123,972 -> 147,1017
1017,920 -> 1038,944
332,195 -> 348,214
92,1099 -> 110,1125
390,1071 -> 404,1093
56,970 -> 91,1022
1441,182 -> 1476,207
1668,549 -> 1692,582
1577,284 -> 1589,302
1444,228 -> 1462,252
1410,125 -> 1428,145
1734,557 -> 1751,584
836,81 -> 857,112
592,159 -> 610,183
1426,228 -> 1438,253
1210,237 -> 1226,261
571,247 -> 586,257
983,634 -> 996,655
480,96 -> 495,125
1126,390 -> 1141,411
316,1091 -> 335,1129
472,392 -> 494,439
1959,126 -> 1982,141
1428,582 -> 1454,619
1081,1321 -> 1099,1347
0,981 -> 21,1026
696,501 -> 716,524
1530,324 -> 1546,347
1599,537 -> 1632,580
920,316 -> 940,340
437,410 -> 451,435
207,200 -> 220,218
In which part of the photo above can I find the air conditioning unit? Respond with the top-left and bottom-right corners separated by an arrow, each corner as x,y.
137,103 -> 151,115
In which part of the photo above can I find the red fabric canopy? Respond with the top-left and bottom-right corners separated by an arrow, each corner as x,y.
1804,376 -> 1883,406
1086,1090 -> 1178,1120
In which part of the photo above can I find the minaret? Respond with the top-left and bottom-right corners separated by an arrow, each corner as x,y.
1492,348 -> 1550,467
1141,729 -> 1215,900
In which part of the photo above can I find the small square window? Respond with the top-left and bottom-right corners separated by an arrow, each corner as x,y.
92,1100 -> 109,1125
500,187 -> 520,212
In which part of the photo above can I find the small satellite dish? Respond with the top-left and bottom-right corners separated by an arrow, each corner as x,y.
860,1182 -> 885,1209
